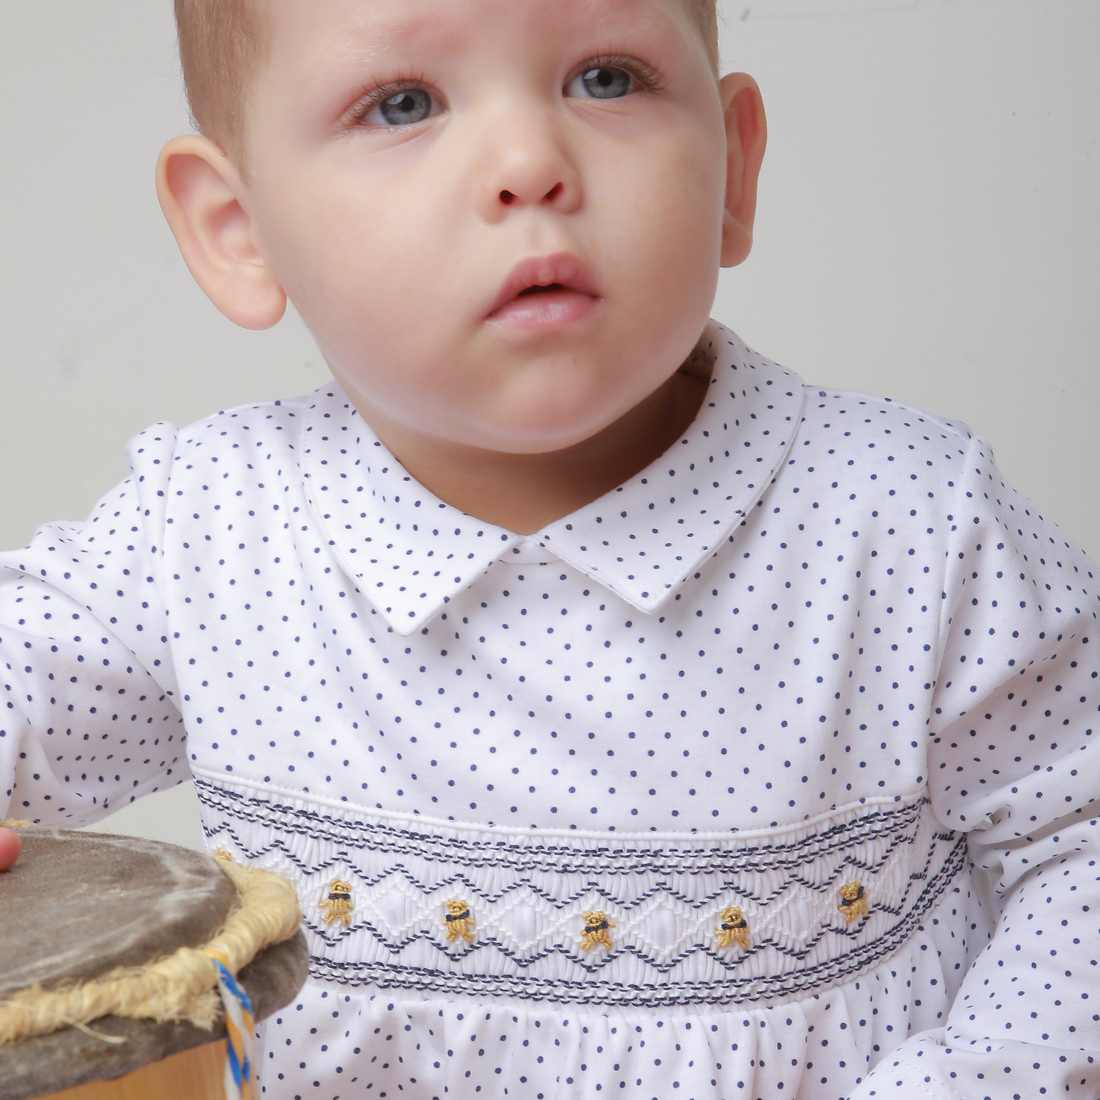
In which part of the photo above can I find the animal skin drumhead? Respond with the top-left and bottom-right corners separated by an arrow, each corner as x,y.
0,828 -> 309,1100
0,829 -> 237,1000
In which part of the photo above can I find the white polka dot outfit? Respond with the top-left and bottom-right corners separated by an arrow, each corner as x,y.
2,323 -> 1098,1099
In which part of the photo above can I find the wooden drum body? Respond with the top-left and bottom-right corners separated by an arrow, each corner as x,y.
0,829 -> 308,1100
25,1039 -> 227,1100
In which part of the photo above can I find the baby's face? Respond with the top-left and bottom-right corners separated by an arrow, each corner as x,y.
241,0 -> 731,455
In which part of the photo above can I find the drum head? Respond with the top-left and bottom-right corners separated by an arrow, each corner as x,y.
0,829 -> 307,1100
0,829 -> 237,1000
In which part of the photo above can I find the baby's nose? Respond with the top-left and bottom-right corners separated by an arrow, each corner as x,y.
474,109 -> 582,220
499,181 -> 565,206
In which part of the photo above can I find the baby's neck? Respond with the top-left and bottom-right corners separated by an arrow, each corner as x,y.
361,366 -> 709,535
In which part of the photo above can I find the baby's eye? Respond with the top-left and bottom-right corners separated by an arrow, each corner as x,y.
363,87 -> 437,127
565,65 -> 636,100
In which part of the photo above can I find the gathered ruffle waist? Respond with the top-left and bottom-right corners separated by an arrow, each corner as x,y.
194,773 -> 965,1009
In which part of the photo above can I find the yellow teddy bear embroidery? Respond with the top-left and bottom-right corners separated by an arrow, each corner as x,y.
714,906 -> 750,949
443,899 -> 476,943
838,881 -> 869,922
319,879 -> 354,927
580,910 -> 615,950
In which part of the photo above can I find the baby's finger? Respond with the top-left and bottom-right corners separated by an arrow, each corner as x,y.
0,827 -> 22,872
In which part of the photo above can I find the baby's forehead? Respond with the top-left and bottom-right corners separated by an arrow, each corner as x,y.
261,0 -> 711,67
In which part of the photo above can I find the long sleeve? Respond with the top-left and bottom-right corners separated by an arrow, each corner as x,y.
853,434 -> 1100,1098
0,424 -> 186,825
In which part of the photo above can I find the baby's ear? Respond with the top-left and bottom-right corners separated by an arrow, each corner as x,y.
156,135 -> 286,330
718,73 -> 767,268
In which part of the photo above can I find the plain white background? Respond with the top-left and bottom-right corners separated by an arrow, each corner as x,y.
1,0 -> 1096,849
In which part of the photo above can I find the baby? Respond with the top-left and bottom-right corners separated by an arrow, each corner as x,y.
1,1 -> 1098,1098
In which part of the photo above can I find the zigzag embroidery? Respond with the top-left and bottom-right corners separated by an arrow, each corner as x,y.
306,834 -> 965,1008
204,820 -> 925,909
195,778 -> 928,871
195,777 -> 926,874
295,832 -> 959,965
195,777 -> 966,1006
296,835 -> 965,971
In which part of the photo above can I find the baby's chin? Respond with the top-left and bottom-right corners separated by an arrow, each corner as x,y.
342,375 -> 635,450
326,315 -> 700,460
461,395 -> 654,457
400,412 -> 624,459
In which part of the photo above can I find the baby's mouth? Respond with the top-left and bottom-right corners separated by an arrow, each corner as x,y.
486,256 -> 600,332
516,283 -> 565,296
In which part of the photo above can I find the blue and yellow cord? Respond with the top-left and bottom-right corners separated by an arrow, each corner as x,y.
205,948 -> 256,1100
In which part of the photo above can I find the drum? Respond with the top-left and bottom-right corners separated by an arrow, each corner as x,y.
0,827 -> 308,1100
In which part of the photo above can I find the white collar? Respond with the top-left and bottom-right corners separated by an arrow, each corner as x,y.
300,322 -> 805,636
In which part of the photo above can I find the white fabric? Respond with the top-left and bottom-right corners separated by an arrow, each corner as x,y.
2,323 -> 1098,1099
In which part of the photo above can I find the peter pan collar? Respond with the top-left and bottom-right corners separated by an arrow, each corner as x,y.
300,322 -> 805,636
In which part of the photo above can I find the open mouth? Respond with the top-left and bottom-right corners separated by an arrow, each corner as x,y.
486,256 -> 600,331
516,283 -> 565,296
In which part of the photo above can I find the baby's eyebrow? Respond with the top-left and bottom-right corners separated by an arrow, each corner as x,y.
309,0 -> 471,68
296,5 -> 433,88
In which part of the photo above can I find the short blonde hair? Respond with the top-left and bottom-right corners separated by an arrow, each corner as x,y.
174,0 -> 267,163
174,0 -> 719,164
690,0 -> 721,74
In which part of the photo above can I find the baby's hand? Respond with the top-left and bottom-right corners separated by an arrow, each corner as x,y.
0,827 -> 22,872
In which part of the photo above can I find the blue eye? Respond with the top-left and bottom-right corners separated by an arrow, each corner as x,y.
567,66 -> 634,100
368,88 -> 434,126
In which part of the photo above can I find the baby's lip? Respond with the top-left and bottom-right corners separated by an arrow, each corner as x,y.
486,253 -> 601,320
